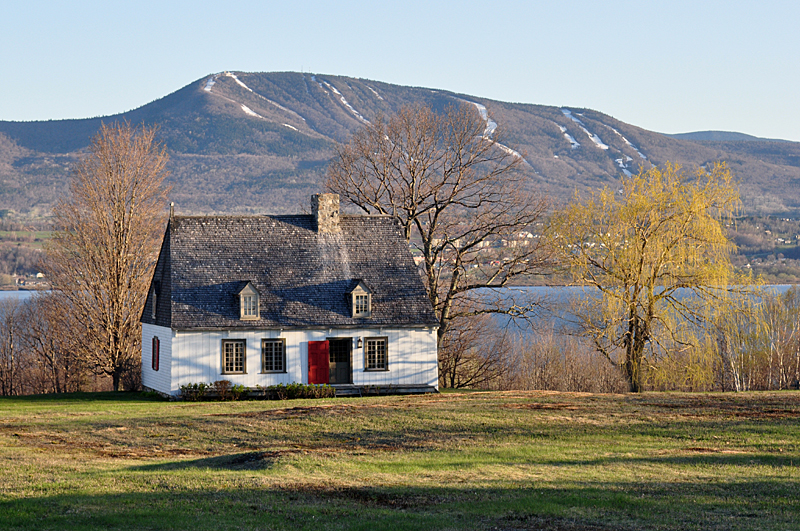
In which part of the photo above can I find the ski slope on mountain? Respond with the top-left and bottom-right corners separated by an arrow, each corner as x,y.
1,71 -> 799,217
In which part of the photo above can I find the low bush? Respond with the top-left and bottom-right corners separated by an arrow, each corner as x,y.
230,384 -> 248,400
179,382 -> 209,401
180,382 -> 333,401
212,380 -> 232,400
258,382 -> 335,400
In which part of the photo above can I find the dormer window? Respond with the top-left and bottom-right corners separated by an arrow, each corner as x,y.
355,294 -> 369,314
242,295 -> 257,317
237,281 -> 260,321
347,280 -> 372,318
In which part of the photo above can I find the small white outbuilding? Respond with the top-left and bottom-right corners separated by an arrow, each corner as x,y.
140,194 -> 439,397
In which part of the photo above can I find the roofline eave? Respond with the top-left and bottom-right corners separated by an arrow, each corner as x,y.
168,323 -> 440,333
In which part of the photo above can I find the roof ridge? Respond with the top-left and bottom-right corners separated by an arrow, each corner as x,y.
172,213 -> 307,219
171,213 -> 396,220
340,213 -> 394,218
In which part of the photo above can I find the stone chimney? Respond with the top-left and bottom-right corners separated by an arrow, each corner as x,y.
311,193 -> 340,233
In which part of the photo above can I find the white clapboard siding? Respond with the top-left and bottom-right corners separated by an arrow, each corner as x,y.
352,328 -> 438,387
157,327 -> 438,395
141,323 -> 173,395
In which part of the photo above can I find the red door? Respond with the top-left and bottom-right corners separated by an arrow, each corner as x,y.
308,341 -> 330,384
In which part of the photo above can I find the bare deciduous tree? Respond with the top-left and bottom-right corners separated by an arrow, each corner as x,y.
21,293 -> 90,394
712,286 -> 800,391
760,287 -> 800,390
43,122 -> 170,391
437,312 -> 512,389
498,330 -> 628,393
0,298 -> 24,396
326,104 -> 552,370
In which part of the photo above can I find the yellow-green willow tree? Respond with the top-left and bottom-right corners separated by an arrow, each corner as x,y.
552,162 -> 740,392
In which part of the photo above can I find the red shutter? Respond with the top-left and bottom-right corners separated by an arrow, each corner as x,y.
308,341 -> 330,384
152,337 -> 160,372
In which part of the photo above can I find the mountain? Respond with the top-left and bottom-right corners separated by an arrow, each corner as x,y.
2,71 -> 800,218
666,131 -> 790,142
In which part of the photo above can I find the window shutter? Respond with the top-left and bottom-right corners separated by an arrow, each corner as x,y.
308,341 -> 330,384
152,336 -> 160,372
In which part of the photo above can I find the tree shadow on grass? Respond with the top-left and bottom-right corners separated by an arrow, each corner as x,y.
526,451 -> 799,469
124,439 -> 800,475
2,479 -> 798,531
131,450 -> 292,471
0,391 -> 163,403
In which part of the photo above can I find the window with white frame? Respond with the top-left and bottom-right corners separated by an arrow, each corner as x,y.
354,294 -> 370,316
261,339 -> 286,373
222,339 -> 246,374
364,337 -> 388,371
241,295 -> 258,318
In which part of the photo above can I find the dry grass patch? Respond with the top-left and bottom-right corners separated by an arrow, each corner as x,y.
0,390 -> 798,530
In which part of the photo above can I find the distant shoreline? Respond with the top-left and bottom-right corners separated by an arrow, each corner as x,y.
0,287 -> 49,294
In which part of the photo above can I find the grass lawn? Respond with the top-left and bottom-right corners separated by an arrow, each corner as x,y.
0,390 -> 798,530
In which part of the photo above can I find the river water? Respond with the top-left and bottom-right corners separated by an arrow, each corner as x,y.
488,284 -> 796,336
0,290 -> 42,302
0,286 -> 794,334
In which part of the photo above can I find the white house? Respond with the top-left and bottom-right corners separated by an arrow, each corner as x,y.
140,194 -> 439,397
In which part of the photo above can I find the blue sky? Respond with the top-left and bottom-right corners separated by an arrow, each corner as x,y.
3,1 -> 799,140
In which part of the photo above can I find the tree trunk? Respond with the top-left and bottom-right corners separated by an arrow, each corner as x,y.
625,354 -> 643,393
623,311 -> 646,393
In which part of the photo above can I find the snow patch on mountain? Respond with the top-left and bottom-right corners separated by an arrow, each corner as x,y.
218,72 -> 307,123
225,72 -> 254,93
497,144 -> 534,171
561,108 -> 608,150
609,126 -> 647,159
323,81 -> 370,124
455,98 -> 497,138
453,97 -> 530,168
556,123 -> 581,149
311,75 -> 328,94
241,105 -> 264,119
283,124 -> 298,131
367,86 -> 384,100
615,158 -> 633,177
475,103 -> 498,138
203,71 -> 312,133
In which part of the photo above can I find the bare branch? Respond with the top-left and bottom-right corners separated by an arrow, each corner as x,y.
42,122 -> 170,391
326,103 -> 553,388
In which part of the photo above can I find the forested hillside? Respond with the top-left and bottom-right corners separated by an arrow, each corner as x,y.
2,71 -> 800,217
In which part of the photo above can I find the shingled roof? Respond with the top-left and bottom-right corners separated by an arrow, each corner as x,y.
142,209 -> 438,330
